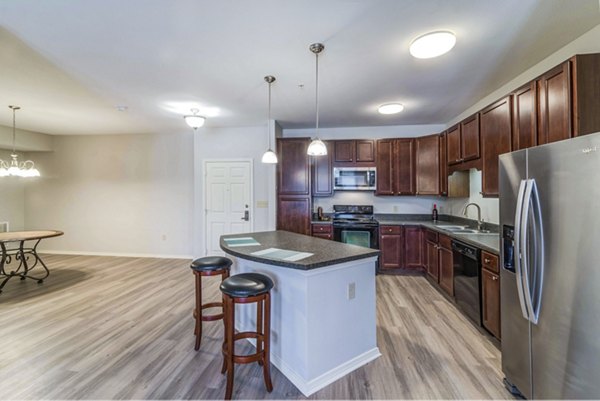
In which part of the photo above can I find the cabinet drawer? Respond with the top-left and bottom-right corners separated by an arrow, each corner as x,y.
438,234 -> 452,250
311,224 -> 332,234
482,251 -> 499,273
380,225 -> 403,235
425,229 -> 438,243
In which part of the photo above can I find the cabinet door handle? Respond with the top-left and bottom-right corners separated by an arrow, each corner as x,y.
484,258 -> 491,264
492,276 -> 498,281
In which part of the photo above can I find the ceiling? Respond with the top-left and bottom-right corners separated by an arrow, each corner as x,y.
0,0 -> 599,136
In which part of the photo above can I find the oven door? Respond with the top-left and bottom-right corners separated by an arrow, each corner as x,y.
333,225 -> 379,249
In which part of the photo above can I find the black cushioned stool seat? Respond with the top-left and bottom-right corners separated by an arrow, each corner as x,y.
191,256 -> 232,272
190,256 -> 232,351
220,272 -> 274,399
219,272 -> 274,298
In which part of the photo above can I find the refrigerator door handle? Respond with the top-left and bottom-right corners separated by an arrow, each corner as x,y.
514,179 -> 530,320
529,179 -> 545,324
520,179 -> 536,323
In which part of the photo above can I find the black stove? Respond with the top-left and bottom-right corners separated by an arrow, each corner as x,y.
332,205 -> 379,249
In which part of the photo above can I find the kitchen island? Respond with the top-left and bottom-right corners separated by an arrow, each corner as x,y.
220,230 -> 380,396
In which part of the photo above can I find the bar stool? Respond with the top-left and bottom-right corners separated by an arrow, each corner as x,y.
220,272 -> 274,400
190,256 -> 232,351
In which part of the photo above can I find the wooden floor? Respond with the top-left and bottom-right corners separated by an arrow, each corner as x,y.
0,254 -> 511,399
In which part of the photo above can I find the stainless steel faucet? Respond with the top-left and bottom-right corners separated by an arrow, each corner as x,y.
462,202 -> 484,231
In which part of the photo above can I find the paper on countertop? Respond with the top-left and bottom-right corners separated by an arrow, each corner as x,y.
223,237 -> 261,247
251,247 -> 313,261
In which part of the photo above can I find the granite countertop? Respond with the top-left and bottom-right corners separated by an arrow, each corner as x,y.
220,230 -> 379,270
308,213 -> 500,254
375,217 -> 500,254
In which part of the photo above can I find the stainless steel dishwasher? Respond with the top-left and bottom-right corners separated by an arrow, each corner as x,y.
452,240 -> 482,325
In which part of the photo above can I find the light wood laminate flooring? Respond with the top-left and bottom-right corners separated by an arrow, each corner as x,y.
0,254 -> 511,399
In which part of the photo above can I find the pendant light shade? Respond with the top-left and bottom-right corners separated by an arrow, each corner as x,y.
0,106 -> 40,178
261,149 -> 278,163
307,43 -> 327,157
307,139 -> 327,156
261,75 -> 278,164
184,108 -> 205,129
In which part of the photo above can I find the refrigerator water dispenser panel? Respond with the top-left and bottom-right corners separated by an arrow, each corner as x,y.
503,225 -> 515,272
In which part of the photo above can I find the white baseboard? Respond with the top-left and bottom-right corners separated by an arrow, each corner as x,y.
270,347 -> 381,397
39,249 -> 193,260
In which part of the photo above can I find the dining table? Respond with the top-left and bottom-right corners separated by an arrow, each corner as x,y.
0,230 -> 64,294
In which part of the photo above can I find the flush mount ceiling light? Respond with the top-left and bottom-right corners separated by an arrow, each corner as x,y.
183,108 -> 205,129
261,75 -> 278,164
409,31 -> 456,59
378,103 -> 405,115
0,106 -> 40,178
307,43 -> 327,157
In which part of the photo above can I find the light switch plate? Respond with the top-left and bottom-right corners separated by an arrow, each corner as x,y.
256,200 -> 268,208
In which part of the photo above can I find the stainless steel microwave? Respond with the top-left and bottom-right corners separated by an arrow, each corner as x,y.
333,167 -> 376,191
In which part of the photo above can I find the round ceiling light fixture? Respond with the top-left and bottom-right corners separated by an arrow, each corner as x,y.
184,108 -> 206,129
409,31 -> 456,59
378,103 -> 404,115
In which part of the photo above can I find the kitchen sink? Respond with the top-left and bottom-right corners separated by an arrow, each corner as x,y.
440,226 -> 496,235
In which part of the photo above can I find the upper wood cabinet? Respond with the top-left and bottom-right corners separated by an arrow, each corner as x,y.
375,139 -> 415,196
312,140 -> 333,197
537,61 -> 572,145
512,81 -> 537,151
447,124 -> 461,165
277,138 -> 310,195
439,132 -> 448,196
446,114 -> 480,166
334,140 -> 375,166
537,54 -> 600,145
415,134 -> 440,195
375,139 -> 394,196
461,114 -> 480,162
480,96 -> 512,197
395,139 -> 416,195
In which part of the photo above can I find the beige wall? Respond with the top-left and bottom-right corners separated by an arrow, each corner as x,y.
25,133 -> 194,257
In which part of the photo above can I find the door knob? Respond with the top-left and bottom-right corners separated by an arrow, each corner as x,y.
241,210 -> 249,221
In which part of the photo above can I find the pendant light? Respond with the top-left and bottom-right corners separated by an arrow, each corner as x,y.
307,43 -> 327,156
0,106 -> 40,178
261,75 -> 278,164
183,108 -> 205,129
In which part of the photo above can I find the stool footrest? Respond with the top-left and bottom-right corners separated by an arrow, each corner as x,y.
222,331 -> 266,365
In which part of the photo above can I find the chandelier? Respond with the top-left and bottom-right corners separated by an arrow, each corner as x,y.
0,106 -> 40,178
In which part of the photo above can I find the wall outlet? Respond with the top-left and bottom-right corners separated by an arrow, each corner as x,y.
347,282 -> 356,300
393,205 -> 398,212
161,234 -> 167,241
256,200 -> 268,208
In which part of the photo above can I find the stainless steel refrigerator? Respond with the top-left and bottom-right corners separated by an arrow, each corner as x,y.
499,132 -> 600,399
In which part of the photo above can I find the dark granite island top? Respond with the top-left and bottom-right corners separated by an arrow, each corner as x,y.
220,230 -> 379,270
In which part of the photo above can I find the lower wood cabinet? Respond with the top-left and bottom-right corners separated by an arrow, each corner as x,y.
482,251 -> 501,339
404,226 -> 422,268
311,223 -> 332,240
277,196 -> 311,235
379,225 -> 404,270
424,230 -> 439,281
438,235 -> 453,296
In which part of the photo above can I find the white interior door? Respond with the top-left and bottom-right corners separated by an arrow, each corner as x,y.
205,160 -> 252,255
